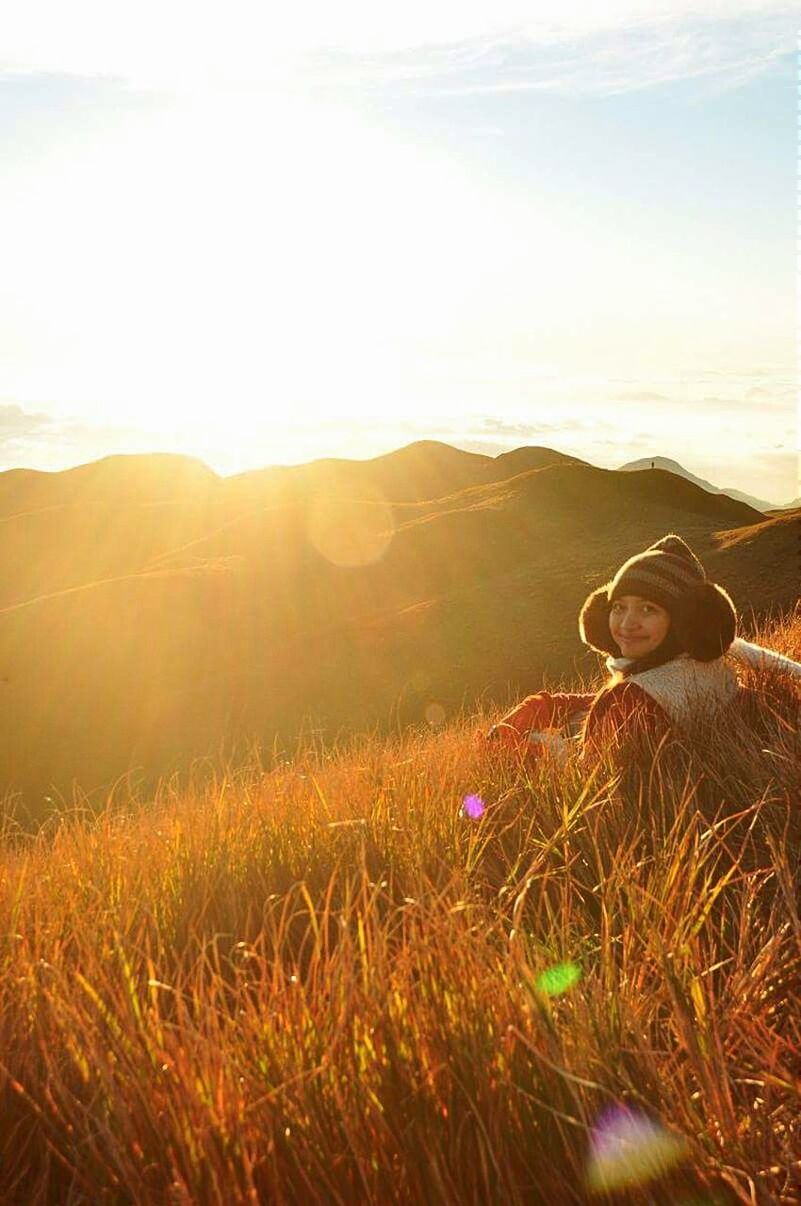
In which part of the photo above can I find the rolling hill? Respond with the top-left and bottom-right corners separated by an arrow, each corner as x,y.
0,443 -> 795,809
617,455 -> 779,513
0,452 -> 218,517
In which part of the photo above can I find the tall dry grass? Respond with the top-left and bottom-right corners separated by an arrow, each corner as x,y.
0,613 -> 799,1204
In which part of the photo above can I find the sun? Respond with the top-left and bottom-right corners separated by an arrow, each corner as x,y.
3,79 -> 534,465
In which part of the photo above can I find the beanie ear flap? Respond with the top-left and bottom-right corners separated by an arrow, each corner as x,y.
579,585 -> 617,656
672,581 -> 737,662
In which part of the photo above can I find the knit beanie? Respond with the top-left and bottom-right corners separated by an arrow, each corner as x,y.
579,533 -> 737,663
608,534 -> 705,610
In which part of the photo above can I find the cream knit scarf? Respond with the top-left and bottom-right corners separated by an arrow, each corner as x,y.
603,638 -> 801,727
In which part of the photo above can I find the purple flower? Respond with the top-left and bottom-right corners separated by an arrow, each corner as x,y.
462,793 -> 485,819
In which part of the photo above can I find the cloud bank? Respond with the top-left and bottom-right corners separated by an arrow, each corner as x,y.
0,0 -> 796,95
1,382 -> 795,506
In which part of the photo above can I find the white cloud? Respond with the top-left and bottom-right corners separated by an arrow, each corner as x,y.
0,0 -> 796,94
4,384 -> 794,504
0,402 -> 175,470
0,403 -> 52,441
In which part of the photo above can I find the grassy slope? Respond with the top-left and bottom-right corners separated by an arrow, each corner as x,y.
0,457 -> 790,808
0,613 -> 799,1203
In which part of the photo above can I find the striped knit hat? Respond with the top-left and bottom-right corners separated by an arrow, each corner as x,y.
579,533 -> 737,663
608,534 -> 706,611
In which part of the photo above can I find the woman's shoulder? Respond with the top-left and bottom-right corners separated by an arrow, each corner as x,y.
590,677 -> 657,706
586,679 -> 670,727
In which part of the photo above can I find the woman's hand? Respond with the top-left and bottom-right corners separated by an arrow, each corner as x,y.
487,693 -> 560,743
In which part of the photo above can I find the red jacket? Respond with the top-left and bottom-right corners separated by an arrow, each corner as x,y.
486,681 -> 670,765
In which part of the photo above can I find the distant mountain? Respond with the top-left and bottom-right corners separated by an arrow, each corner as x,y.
0,452 -> 217,518
488,446 -> 589,476
0,441 -> 583,520
617,456 -> 780,513
223,440 -> 586,506
0,443 -> 793,811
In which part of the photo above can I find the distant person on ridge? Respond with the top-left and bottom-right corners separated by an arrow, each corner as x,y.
486,533 -> 801,764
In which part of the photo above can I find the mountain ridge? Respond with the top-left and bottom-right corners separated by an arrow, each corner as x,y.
617,454 -> 790,512
0,440 -> 794,808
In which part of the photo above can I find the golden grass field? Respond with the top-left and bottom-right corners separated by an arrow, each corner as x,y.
0,607 -> 799,1204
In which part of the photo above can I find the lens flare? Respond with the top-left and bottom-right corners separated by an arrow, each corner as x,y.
305,484 -> 394,567
536,961 -> 581,997
587,1104 -> 689,1194
462,794 -> 485,819
424,701 -> 446,726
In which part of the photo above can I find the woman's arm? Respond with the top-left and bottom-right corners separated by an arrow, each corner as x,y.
486,690 -> 596,746
729,639 -> 801,680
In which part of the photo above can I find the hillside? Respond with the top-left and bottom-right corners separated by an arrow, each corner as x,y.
0,452 -> 217,517
221,440 -> 497,509
0,445 -> 794,806
618,455 -> 777,512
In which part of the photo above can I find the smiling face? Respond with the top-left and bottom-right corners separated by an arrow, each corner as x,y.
608,595 -> 671,658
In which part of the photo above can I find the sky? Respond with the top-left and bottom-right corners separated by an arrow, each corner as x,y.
0,1 -> 797,503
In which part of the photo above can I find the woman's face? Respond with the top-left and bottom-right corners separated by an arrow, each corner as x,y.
609,595 -> 671,657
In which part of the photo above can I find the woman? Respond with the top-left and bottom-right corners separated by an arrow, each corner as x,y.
486,533 -> 801,764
